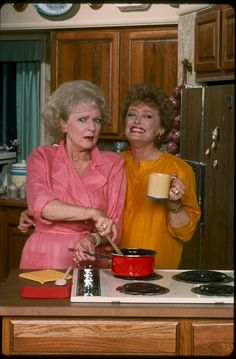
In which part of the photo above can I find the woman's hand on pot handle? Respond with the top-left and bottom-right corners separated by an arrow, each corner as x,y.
73,235 -> 97,265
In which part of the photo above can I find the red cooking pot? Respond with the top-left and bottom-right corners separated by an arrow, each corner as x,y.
90,248 -> 157,278
70,247 -> 157,278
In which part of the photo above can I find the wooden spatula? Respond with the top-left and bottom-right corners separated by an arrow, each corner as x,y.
106,235 -> 123,255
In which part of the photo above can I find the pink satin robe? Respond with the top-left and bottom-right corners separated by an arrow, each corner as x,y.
20,140 -> 126,269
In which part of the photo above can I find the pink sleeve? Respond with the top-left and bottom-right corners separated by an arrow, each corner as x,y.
106,156 -> 126,243
26,149 -> 56,225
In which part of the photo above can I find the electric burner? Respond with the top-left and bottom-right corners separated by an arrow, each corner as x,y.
114,272 -> 162,281
116,282 -> 169,295
172,270 -> 233,284
192,284 -> 234,296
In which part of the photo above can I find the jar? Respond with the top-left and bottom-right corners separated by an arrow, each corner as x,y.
10,160 -> 27,187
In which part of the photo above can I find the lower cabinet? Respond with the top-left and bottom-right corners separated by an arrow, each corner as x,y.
191,321 -> 234,356
0,198 -> 32,278
2,317 -> 233,356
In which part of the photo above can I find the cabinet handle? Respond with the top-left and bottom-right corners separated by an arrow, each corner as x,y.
227,96 -> 233,109
213,160 -> 218,168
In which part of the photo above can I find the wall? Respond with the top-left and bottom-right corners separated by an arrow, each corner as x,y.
0,3 -> 210,30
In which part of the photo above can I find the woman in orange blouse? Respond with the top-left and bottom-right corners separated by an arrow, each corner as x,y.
118,83 -> 201,269
19,83 -> 200,269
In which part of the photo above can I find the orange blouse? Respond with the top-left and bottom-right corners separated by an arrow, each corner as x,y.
120,151 -> 201,269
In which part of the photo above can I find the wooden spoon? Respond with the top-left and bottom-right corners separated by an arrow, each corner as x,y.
106,235 -> 123,255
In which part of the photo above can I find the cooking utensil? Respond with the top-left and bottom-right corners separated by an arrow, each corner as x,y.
55,266 -> 72,286
106,235 -> 123,255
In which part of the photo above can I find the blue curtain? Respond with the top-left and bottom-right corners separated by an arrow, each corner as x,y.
0,40 -> 42,161
16,62 -> 40,161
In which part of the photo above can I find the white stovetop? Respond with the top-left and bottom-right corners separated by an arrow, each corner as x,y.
70,269 -> 234,304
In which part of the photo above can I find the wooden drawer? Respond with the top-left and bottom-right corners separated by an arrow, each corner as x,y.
192,321 -> 234,356
3,317 -> 179,355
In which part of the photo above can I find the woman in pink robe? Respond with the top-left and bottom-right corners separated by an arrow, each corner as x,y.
19,80 -> 126,270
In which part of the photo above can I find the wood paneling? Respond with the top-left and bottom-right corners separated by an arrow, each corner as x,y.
202,85 -> 234,269
180,85 -> 234,270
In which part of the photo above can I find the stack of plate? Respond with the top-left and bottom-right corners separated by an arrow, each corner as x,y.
10,161 -> 27,187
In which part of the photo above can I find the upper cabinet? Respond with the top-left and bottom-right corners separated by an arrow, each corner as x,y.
51,30 -> 120,137
195,5 -> 235,82
51,26 -> 177,139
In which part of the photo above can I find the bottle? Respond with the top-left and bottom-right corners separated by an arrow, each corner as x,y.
19,183 -> 26,199
8,183 -> 19,198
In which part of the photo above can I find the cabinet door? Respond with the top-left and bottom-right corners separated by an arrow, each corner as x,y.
51,30 -> 120,137
6,207 -> 32,276
222,6 -> 235,70
195,5 -> 235,81
120,27 -> 177,136
192,321 -> 233,356
7,227 -> 27,274
0,206 -> 7,277
195,9 -> 221,72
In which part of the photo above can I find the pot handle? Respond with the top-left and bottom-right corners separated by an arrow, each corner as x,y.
68,248 -> 111,264
83,250 -> 110,260
83,251 -> 112,265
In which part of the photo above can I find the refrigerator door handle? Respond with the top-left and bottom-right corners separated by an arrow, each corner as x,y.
183,159 -> 207,168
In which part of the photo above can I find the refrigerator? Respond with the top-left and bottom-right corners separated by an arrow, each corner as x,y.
179,84 -> 234,270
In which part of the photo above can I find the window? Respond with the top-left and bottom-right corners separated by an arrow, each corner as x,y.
0,62 -> 17,147
0,39 -> 43,160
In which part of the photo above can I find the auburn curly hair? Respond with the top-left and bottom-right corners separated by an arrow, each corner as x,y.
123,83 -> 175,148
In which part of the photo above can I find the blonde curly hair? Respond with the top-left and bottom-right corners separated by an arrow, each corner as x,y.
43,80 -> 109,143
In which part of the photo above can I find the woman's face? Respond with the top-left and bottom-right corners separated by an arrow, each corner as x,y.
61,102 -> 102,151
125,102 -> 164,145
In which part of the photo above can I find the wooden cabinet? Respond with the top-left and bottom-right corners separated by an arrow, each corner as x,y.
191,320 -> 233,356
51,26 -> 178,139
2,317 -> 233,356
195,5 -> 235,82
0,197 -> 32,278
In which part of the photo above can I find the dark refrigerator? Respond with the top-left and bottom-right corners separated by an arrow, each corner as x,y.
179,84 -> 234,270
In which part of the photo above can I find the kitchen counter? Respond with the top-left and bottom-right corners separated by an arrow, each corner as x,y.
0,269 -> 234,356
0,195 -> 27,207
